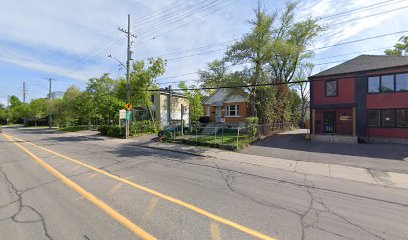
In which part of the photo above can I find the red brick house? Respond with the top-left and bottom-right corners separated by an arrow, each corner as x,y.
203,89 -> 247,127
310,55 -> 408,144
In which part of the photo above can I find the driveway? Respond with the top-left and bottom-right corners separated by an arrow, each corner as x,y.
242,129 -> 408,173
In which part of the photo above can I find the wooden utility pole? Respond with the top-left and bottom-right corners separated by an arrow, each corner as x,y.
44,78 -> 56,129
119,14 -> 136,139
23,82 -> 26,103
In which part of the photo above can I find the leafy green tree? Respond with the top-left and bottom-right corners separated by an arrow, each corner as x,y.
28,98 -> 47,126
115,58 -> 166,121
198,60 -> 230,94
0,104 -> 7,125
385,36 -> 408,56
292,63 -> 313,123
8,96 -> 29,124
178,81 -> 204,124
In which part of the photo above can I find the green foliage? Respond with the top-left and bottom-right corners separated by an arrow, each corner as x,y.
385,36 -> 408,56
0,104 -> 7,125
115,58 -> 166,121
178,81 -> 204,124
130,120 -> 160,135
245,117 -> 259,139
98,125 -> 125,138
28,98 -> 47,126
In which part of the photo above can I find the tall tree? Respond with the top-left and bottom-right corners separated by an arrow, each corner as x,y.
385,35 -> 408,56
224,5 -> 274,117
116,58 -> 166,121
266,1 -> 322,122
178,81 -> 204,124
292,63 -> 313,123
28,98 -> 47,126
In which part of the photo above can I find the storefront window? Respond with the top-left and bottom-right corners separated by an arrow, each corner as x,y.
368,110 -> 380,127
397,109 -> 408,127
381,110 -> 396,127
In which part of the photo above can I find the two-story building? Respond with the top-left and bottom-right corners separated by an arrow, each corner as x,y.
310,55 -> 408,144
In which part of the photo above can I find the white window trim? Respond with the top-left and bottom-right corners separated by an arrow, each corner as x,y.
225,105 -> 240,117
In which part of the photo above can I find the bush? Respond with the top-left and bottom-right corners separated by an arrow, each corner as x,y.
130,120 -> 160,135
98,125 -> 125,138
199,116 -> 210,123
245,117 -> 259,140
59,125 -> 88,132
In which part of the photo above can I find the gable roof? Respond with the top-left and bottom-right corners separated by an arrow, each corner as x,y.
203,88 -> 246,106
311,55 -> 408,78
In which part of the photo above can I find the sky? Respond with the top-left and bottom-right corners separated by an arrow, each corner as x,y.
1,0 -> 408,105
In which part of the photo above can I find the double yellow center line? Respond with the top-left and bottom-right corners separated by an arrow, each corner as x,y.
2,133 -> 276,240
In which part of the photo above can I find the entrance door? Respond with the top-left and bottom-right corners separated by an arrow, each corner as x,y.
216,106 -> 222,123
323,112 -> 336,134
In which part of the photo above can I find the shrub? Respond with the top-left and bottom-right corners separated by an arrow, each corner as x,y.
199,116 -> 210,123
130,120 -> 160,135
98,125 -> 125,138
245,117 -> 259,140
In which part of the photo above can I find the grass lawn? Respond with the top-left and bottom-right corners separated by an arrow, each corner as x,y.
59,125 -> 89,132
195,132 -> 250,146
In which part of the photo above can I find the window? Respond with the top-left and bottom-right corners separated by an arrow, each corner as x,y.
381,75 -> 395,93
368,110 -> 380,127
381,109 -> 396,127
226,105 -> 240,116
397,109 -> 408,127
368,76 -> 380,93
396,73 -> 408,91
325,80 -> 337,97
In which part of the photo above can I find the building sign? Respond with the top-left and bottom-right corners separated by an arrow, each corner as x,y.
119,109 -> 126,119
340,115 -> 352,121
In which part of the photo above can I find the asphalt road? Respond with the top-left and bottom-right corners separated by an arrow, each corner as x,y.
1,127 -> 408,240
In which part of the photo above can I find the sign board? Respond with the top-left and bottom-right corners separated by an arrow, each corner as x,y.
126,111 -> 131,120
119,109 -> 126,119
220,118 -> 225,123
340,116 -> 352,121
125,103 -> 133,111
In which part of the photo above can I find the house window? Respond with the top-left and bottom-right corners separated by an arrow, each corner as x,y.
381,109 -> 396,127
381,75 -> 395,93
397,109 -> 408,127
325,80 -> 337,97
368,110 -> 380,127
396,73 -> 408,92
368,76 -> 380,93
226,105 -> 240,116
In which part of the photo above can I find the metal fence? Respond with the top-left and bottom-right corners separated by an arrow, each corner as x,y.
169,122 -> 295,150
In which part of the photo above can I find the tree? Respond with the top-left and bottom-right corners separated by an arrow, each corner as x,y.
224,5 -> 274,117
0,104 -> 7,125
266,1 -> 322,122
116,58 -> 166,121
385,36 -> 408,56
178,81 -> 204,124
8,96 -> 29,124
292,63 -> 313,124
28,98 -> 47,126
199,59 -> 230,94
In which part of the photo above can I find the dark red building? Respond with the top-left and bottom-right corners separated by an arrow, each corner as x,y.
310,55 -> 408,143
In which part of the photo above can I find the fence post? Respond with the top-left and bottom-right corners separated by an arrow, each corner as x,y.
214,126 -> 217,144
221,124 -> 224,148
236,127 -> 240,149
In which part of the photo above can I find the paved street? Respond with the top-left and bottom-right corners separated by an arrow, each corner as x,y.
1,127 -> 408,240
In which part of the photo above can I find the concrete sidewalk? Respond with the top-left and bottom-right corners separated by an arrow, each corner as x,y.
139,141 -> 408,189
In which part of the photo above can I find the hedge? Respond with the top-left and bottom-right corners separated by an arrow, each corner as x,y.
98,125 -> 125,138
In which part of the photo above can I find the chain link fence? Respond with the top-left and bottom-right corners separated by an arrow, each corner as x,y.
167,122 -> 295,150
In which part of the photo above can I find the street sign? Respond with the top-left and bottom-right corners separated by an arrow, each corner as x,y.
125,103 -> 133,111
126,111 -> 131,120
119,109 -> 126,119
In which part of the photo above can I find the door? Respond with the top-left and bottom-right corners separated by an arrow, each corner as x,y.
323,112 -> 336,134
216,106 -> 222,123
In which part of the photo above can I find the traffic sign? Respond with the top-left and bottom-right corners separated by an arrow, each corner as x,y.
125,103 -> 133,111
126,111 -> 131,120
119,109 -> 126,119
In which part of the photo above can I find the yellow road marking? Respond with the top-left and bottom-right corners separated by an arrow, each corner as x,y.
142,197 -> 159,224
3,134 -> 156,240
211,222 -> 222,240
7,134 -> 277,240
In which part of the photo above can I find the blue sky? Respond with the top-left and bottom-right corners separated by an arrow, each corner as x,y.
1,0 -> 408,105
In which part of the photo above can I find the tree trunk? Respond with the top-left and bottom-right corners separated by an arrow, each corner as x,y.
249,92 -> 257,117
275,84 -> 289,123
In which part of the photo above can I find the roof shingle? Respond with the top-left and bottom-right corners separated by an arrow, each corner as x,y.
311,55 -> 408,78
